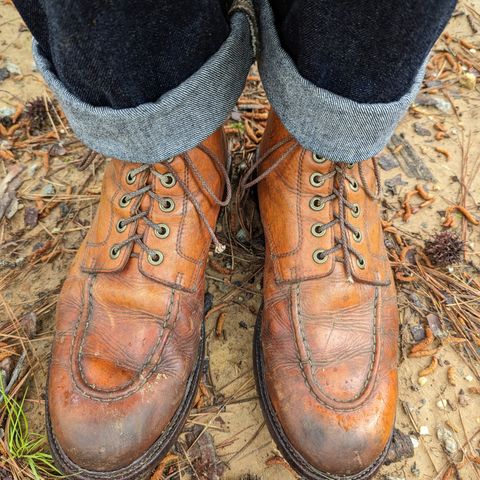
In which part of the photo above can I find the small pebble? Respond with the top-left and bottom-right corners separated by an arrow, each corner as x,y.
413,122 -> 432,137
410,436 -> 419,448
415,94 -> 453,114
460,72 -> 476,90
437,426 -> 458,455
0,67 -> 10,82
235,228 -> 248,243
465,375 -> 474,382
419,425 -> 429,436
376,153 -> 398,171
458,390 -> 470,407
418,377 -> 428,386
41,184 -> 56,197
4,62 -> 21,75
411,462 -> 420,477
0,107 -> 15,117
436,399 -> 448,410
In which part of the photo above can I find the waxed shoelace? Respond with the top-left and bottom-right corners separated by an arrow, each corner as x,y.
240,137 -> 381,281
80,146 -> 232,260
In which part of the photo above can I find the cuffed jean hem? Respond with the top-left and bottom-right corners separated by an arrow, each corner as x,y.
32,11 -> 254,163
255,0 -> 427,163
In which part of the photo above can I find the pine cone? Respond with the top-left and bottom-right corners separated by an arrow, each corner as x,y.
24,97 -> 50,132
424,231 -> 464,267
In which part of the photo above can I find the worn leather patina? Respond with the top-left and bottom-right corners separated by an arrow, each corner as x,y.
46,129 -> 228,479
253,112 -> 399,480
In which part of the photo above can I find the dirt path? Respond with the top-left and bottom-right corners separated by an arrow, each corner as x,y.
1,1 -> 479,479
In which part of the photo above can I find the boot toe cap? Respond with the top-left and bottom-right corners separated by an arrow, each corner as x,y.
265,377 -> 395,478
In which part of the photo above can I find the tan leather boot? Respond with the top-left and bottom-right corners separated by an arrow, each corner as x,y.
46,130 -> 229,479
249,112 -> 399,480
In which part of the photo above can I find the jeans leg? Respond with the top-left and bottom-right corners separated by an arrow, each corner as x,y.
13,0 -> 255,162
269,0 -> 456,103
14,0 -> 230,109
256,0 -> 457,162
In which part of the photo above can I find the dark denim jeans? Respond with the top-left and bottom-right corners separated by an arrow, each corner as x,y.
12,0 -> 456,164
14,0 -> 456,108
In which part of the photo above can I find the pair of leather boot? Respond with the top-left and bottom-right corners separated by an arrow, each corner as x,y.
47,111 -> 398,480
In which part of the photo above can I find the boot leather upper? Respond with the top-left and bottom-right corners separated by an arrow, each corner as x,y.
257,112 -> 399,477
48,129 -> 227,472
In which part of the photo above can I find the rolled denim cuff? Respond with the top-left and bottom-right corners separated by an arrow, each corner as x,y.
33,11 -> 254,163
255,0 -> 427,163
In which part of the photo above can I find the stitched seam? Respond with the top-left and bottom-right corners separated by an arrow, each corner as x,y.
275,270 -> 389,286
269,147 -> 305,260
77,279 -> 167,392
68,275 -> 90,385
84,163 -> 125,249
176,164 -> 201,265
50,323 -> 204,479
259,305 -> 390,480
82,166 -> 144,273
299,286 -> 378,403
290,284 -> 378,412
71,287 -> 176,402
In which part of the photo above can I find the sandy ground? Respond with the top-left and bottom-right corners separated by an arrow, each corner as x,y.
1,1 -> 480,479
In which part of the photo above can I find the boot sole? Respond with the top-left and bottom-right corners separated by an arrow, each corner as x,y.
254,307 -> 392,480
45,323 -> 205,480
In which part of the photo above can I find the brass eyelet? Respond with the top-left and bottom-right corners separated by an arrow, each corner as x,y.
109,245 -> 121,259
349,179 -> 359,192
147,250 -> 164,266
313,249 -> 328,264
160,173 -> 176,188
116,219 -> 127,233
309,196 -> 325,211
310,172 -> 325,187
311,222 -> 326,237
154,224 -> 170,239
352,230 -> 362,242
165,156 -> 175,163
119,194 -> 132,208
313,153 -> 327,164
347,162 -> 355,169
351,203 -> 361,218
159,197 -> 175,212
125,170 -> 137,185
357,256 -> 366,269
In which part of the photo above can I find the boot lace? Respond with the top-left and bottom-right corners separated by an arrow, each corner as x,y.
240,136 -> 381,282
81,147 -> 231,265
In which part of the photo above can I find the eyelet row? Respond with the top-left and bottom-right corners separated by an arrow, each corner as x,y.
309,154 -> 366,268
111,166 -> 178,265
346,168 -> 364,265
